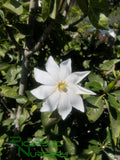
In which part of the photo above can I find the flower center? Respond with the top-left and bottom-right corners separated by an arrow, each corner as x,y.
57,81 -> 67,92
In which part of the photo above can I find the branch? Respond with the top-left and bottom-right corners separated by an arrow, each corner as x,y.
63,0 -> 71,17
68,14 -> 87,29
62,14 -> 87,30
0,97 -> 11,113
26,21 -> 54,57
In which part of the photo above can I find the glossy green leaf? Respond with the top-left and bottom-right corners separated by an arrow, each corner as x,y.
91,153 -> 96,160
50,0 -> 60,19
42,0 -> 52,21
88,73 -> 104,87
107,99 -> 120,145
96,154 -> 102,160
88,0 -> 109,29
30,105 -> 38,113
100,59 -> 120,71
5,65 -> 21,85
0,86 -> 17,98
0,48 -> 6,58
34,129 -> 45,137
63,135 -> 76,155
108,94 -> 120,108
0,62 -> 10,71
3,0 -> 23,15
2,119 -> 13,126
85,81 -> 103,92
86,96 -> 104,122
41,112 -> 60,128
89,0 -> 109,13
16,96 -> 28,104
112,90 -> 120,102
105,152 -> 118,160
19,108 -> 29,126
88,9 -> 108,29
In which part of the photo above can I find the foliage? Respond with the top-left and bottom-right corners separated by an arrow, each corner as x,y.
0,0 -> 120,159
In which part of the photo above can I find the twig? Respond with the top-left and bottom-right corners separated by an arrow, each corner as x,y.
26,21 -> 54,57
0,97 -> 11,113
62,14 -> 87,30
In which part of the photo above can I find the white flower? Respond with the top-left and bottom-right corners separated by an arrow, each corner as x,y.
31,56 -> 96,120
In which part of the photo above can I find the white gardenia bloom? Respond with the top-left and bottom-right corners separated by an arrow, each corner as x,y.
31,56 -> 96,120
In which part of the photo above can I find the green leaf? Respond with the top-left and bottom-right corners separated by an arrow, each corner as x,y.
106,98 -> 120,145
108,94 -> 120,108
42,0 -> 52,21
88,8 -> 108,29
86,96 -> 104,122
5,65 -> 21,85
3,0 -> 23,15
0,138 -> 4,148
19,108 -> 29,126
85,81 -> 103,92
0,86 -> 17,98
96,154 -> 102,160
2,119 -> 13,126
0,62 -> 10,71
34,129 -> 45,137
0,112 -> 4,122
30,105 -> 38,113
0,48 -> 6,58
105,152 -> 118,160
41,112 -> 60,128
16,96 -> 28,104
48,140 -> 58,153
88,73 -> 104,87
63,136 -> 76,155
49,0 -> 60,19
91,154 -> 96,160
76,0 -> 88,13
100,59 -> 120,71
0,10 -> 4,20
89,0 -> 109,13
112,90 -> 120,102
87,0 -> 109,29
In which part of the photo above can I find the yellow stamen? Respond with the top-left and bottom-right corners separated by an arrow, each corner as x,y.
57,81 -> 67,92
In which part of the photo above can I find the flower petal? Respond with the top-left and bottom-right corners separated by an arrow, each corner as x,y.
58,92 -> 72,120
70,92 -> 85,112
77,85 -> 96,95
31,85 -> 56,99
45,56 -> 60,81
59,59 -> 71,80
67,83 -> 81,94
40,90 -> 60,112
34,68 -> 55,85
66,71 -> 90,84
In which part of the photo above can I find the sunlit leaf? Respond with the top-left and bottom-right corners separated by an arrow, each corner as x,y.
86,96 -> 104,122
0,86 -> 17,98
100,59 -> 120,71
3,0 -> 23,15
63,135 -> 76,155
